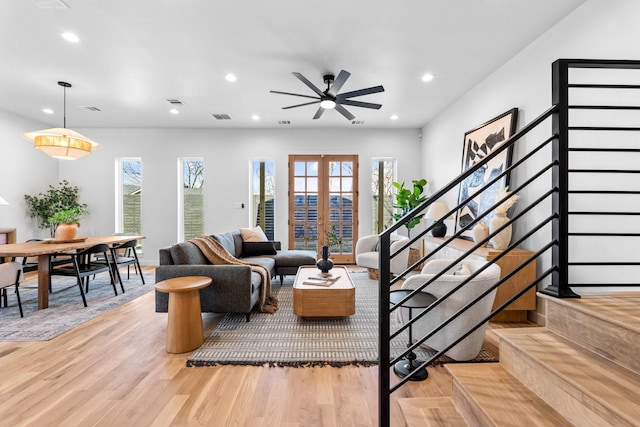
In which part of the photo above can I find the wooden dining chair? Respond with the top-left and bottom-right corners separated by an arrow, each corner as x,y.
0,261 -> 24,317
50,243 -> 119,307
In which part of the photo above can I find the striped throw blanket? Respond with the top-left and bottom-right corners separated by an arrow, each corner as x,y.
190,236 -> 278,313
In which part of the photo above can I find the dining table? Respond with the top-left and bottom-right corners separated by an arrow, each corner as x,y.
0,235 -> 145,310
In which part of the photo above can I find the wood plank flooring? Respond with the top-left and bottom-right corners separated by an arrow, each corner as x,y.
0,267 -> 452,427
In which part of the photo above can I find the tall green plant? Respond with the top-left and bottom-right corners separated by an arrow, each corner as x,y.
392,178 -> 427,237
24,180 -> 88,237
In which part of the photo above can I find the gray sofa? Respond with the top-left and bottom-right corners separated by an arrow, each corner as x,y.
155,230 -> 316,321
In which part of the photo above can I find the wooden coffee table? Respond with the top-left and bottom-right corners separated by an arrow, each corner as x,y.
293,266 -> 355,318
154,276 -> 212,353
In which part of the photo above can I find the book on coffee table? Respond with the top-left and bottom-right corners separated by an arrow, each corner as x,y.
302,275 -> 341,286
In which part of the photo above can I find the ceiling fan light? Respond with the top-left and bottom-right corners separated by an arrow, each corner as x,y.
320,99 -> 336,109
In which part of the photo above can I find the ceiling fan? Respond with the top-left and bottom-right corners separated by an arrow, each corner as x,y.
270,70 -> 384,120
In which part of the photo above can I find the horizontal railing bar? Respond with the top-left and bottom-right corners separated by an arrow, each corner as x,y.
568,83 -> 640,89
569,126 -> 640,131
569,232 -> 640,236
568,147 -> 640,153
569,211 -> 640,216
569,169 -> 640,173
569,190 -> 640,194
569,283 -> 640,286
569,262 -> 640,266
569,105 -> 640,110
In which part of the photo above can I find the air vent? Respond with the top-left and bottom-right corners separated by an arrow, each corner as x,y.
34,0 -> 69,9
212,113 -> 232,120
351,120 -> 365,125
278,120 -> 291,125
166,99 -> 184,106
82,106 -> 101,112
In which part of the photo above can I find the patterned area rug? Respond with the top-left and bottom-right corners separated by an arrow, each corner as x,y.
187,271 -> 496,367
0,271 -> 153,341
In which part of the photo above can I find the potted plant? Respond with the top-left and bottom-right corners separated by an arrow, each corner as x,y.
24,180 -> 88,238
48,206 -> 87,240
392,178 -> 427,238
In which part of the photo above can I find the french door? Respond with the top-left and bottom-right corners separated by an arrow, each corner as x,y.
289,154 -> 358,264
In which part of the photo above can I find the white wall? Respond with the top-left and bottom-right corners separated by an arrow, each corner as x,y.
55,127 -> 422,263
420,0 -> 640,300
0,109 -> 59,240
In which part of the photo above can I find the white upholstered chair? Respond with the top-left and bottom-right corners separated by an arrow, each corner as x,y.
397,259 -> 501,361
355,234 -> 411,276
0,261 -> 24,317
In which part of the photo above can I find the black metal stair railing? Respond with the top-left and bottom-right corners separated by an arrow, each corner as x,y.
377,59 -> 640,427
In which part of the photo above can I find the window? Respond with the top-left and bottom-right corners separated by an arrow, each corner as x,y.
371,158 -> 396,234
179,158 -> 205,241
251,160 -> 275,240
115,158 -> 142,234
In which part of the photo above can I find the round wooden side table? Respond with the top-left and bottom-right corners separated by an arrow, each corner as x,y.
155,276 -> 212,354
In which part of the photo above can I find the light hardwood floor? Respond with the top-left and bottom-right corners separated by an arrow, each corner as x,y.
0,267 -> 459,427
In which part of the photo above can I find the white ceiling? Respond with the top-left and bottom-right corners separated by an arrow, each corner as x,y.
1,0 -> 585,129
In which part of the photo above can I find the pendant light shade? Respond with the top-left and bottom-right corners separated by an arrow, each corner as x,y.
23,81 -> 100,160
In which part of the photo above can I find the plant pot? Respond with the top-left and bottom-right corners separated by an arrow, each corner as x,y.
56,222 -> 79,240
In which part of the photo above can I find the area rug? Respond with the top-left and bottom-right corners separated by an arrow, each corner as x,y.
0,271 -> 153,341
187,272 -> 496,367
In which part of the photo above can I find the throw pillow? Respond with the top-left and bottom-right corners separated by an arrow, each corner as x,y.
240,226 -> 268,242
242,241 -> 277,257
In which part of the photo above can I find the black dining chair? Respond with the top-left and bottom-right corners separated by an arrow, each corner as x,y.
107,239 -> 145,287
50,243 -> 119,307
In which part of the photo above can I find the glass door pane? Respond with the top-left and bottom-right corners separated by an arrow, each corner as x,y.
289,154 -> 358,263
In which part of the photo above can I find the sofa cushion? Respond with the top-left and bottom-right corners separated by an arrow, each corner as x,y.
240,226 -> 268,242
211,231 -> 242,257
170,241 -> 210,265
242,241 -> 277,257
273,250 -> 316,267
241,256 -> 276,275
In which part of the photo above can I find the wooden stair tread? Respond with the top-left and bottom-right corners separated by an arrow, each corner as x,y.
540,293 -> 640,332
446,364 -> 572,426
496,327 -> 640,424
397,397 -> 468,427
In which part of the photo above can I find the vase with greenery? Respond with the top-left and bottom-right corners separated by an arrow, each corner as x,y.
24,180 -> 88,238
49,206 -> 87,240
325,225 -> 343,252
392,178 -> 427,237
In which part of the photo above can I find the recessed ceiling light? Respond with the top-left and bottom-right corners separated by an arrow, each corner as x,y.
170,108 -> 179,115
225,73 -> 237,82
42,108 -> 54,114
421,73 -> 434,82
390,114 -> 399,121
61,32 -> 80,43
251,114 -> 260,121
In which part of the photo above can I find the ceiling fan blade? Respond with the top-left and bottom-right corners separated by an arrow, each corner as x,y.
292,72 -> 325,97
270,90 -> 319,100
312,106 -> 325,120
337,85 -> 385,99
335,104 -> 355,121
339,99 -> 382,109
327,70 -> 351,97
282,100 -> 321,109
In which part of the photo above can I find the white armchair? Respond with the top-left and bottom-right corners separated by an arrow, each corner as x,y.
355,234 -> 411,276
398,259 -> 501,361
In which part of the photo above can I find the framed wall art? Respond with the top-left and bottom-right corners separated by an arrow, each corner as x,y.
454,108 -> 518,240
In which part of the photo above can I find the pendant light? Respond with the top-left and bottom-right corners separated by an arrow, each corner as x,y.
23,81 -> 101,160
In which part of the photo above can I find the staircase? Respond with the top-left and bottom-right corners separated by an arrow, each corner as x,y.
397,293 -> 640,426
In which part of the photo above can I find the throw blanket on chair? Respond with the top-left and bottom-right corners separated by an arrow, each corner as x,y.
190,236 -> 278,313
